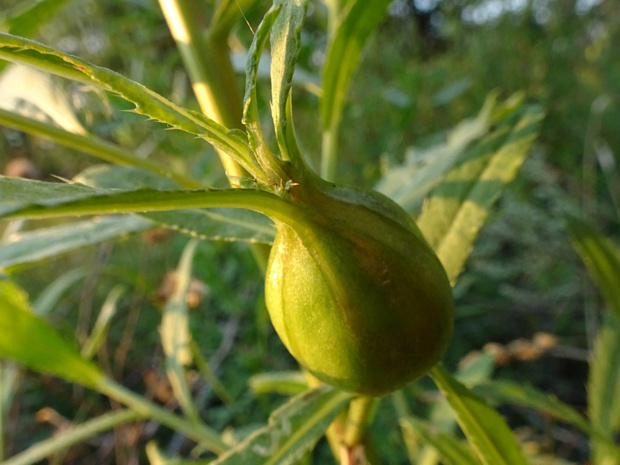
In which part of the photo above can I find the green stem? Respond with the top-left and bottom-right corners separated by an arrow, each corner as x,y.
1,409 -> 142,465
321,122 -> 340,182
4,187 -> 311,232
158,0 -> 272,270
343,396 -> 378,447
0,109 -> 203,190
97,378 -> 228,454
158,0 -> 245,179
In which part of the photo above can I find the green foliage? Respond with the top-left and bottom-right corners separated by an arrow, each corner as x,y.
0,0 -> 618,464
0,281 -> 104,388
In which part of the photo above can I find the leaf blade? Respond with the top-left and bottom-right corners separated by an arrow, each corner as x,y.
211,385 -> 353,465
0,280 -> 104,388
568,218 -> 620,321
0,33 -> 253,172
418,104 -> 544,284
430,365 -> 530,465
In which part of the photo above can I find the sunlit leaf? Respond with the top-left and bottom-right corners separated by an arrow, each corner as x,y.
430,365 -> 530,465
375,95 -> 497,212
417,104 -> 543,284
211,385 -> 353,465
0,64 -> 85,134
242,4 -> 283,183
0,280 -> 103,388
270,0 -> 308,158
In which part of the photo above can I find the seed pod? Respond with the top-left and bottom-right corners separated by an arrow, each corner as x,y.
265,177 -> 454,396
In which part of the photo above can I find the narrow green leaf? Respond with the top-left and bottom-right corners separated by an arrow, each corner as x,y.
568,218 -> 620,321
75,165 -> 277,244
248,371 -> 308,396
589,316 -> 620,465
242,5 -> 285,183
0,176 -> 302,228
270,0 -> 308,159
405,351 -> 496,465
0,216 -> 153,268
211,385 -> 353,465
81,285 -> 124,360
0,33 -> 255,173
32,268 -> 85,317
0,280 -> 104,388
375,95 -> 496,212
161,240 -> 199,421
1,269 -> 85,434
418,105 -> 543,284
430,365 -> 530,465
320,0 -> 391,132
400,417 -> 481,465
472,380 -> 594,437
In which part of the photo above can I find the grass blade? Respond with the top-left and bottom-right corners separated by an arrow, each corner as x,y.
430,365 -> 530,465
161,240 -> 200,421
81,285 -> 124,360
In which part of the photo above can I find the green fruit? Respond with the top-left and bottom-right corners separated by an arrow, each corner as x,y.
265,174 -> 454,396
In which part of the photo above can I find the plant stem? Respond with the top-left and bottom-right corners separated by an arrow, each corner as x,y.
343,396 -> 378,447
158,0 -> 245,180
0,109 -> 203,190
97,377 -> 228,455
1,409 -> 142,465
4,187 -> 313,234
158,0 -> 272,271
321,122 -> 340,182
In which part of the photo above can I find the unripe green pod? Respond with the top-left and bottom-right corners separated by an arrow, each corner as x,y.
265,177 -> 454,396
